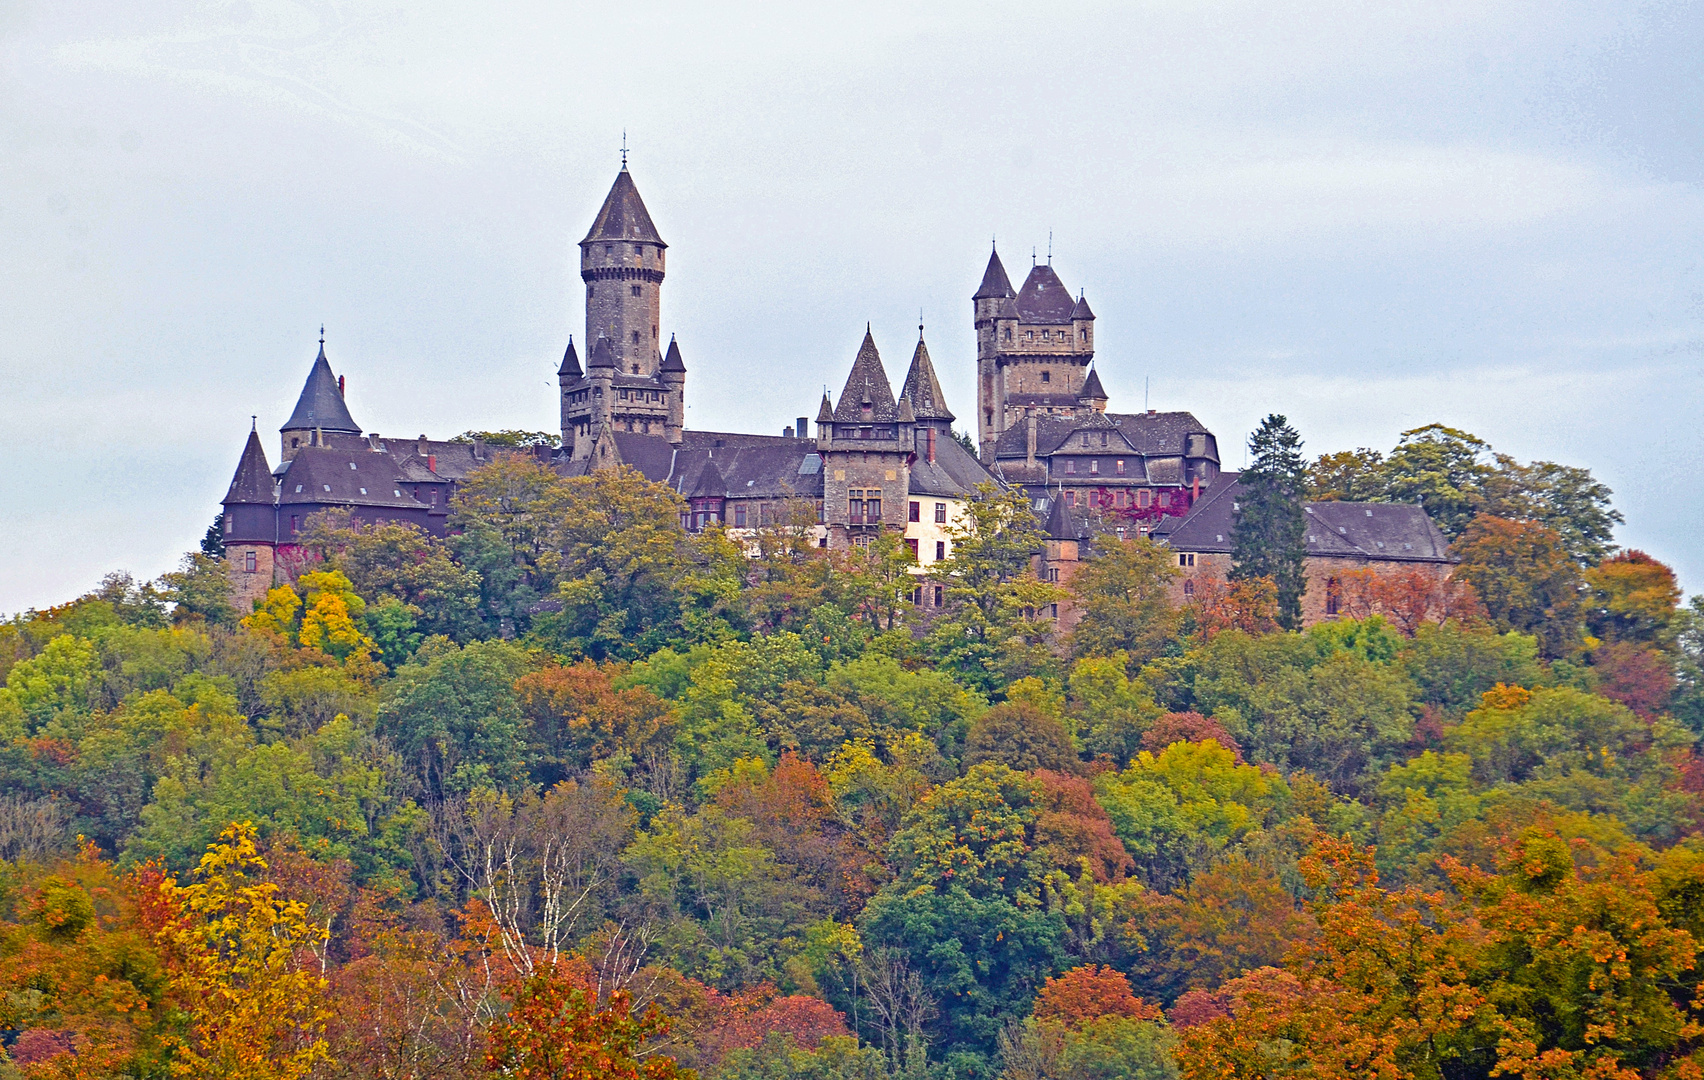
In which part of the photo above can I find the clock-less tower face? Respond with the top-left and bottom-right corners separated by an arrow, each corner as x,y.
580,167 -> 667,376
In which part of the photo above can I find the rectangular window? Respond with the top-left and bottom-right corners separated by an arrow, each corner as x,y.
1065,460 -> 1076,474
1089,460 -> 1099,475
934,502 -> 947,523
935,540 -> 945,561
1041,370 -> 1050,383
934,585 -> 944,606
911,586 -> 923,605
909,501 -> 920,522
244,550 -> 257,573
906,539 -> 919,560
1326,577 -> 1342,616
1138,489 -> 1151,508
868,497 -> 880,521
1116,460 -> 1125,474
734,505 -> 747,527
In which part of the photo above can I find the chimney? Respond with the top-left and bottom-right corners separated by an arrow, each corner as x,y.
427,454 -> 438,473
783,425 -> 794,438
417,435 -> 429,456
473,434 -> 485,461
1025,411 -> 1037,468
796,417 -> 808,440
927,427 -> 936,464
1148,408 -> 1156,416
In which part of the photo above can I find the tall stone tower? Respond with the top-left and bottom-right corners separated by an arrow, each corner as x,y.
817,329 -> 914,553
581,164 -> 666,375
561,164 -> 685,457
972,246 -> 1096,458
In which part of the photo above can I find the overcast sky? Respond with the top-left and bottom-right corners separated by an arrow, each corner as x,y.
2,0 -> 1701,612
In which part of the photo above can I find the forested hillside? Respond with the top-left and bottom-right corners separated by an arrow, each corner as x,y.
3,426 -> 1702,1080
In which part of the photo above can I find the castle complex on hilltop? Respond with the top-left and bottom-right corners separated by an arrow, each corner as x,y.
220,163 -> 1451,621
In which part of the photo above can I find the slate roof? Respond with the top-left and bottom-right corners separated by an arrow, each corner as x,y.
559,339 -> 581,378
581,167 -> 665,246
992,410 -> 1213,461
1151,475 -> 1454,561
1079,368 -> 1107,401
224,428 -> 274,505
588,336 -> 617,368
660,336 -> 686,373
909,434 -> 993,498
1071,293 -> 1095,321
974,248 -> 1017,300
1015,264 -> 1077,324
832,329 -> 899,423
899,336 -> 954,421
275,447 -> 426,510
282,343 -> 362,434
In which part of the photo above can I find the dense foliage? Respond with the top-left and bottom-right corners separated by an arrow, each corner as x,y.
1,438 -> 1699,1080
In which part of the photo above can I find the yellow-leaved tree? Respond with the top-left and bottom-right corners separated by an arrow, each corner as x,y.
156,822 -> 331,1080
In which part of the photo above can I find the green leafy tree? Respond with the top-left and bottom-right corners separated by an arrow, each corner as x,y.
449,428 -> 561,448
1478,454 -> 1622,564
962,703 -> 1080,774
1230,415 -> 1307,630
200,513 -> 227,558
375,639 -> 535,799
158,552 -> 240,628
1378,424 -> 1492,539
926,483 -> 1065,693
1067,539 -> 1180,667
1306,448 -> 1385,502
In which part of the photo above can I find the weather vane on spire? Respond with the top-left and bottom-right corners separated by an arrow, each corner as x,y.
919,308 -> 925,340
319,324 -> 325,345
621,130 -> 628,167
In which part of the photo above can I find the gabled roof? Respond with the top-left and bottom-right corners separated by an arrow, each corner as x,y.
1071,292 -> 1095,321
992,410 -> 1213,462
660,335 -> 686,373
832,328 -> 898,423
559,338 -> 582,379
580,167 -> 665,246
1078,367 -> 1107,402
1015,264 -> 1076,324
974,247 -> 1017,300
588,335 -> 617,368
908,431 -> 996,498
276,447 -> 429,510
223,427 -> 274,506
1150,476 -> 1454,562
281,343 -> 361,434
899,336 -> 954,421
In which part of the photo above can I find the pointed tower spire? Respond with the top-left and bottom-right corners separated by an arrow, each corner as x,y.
833,328 -> 897,422
899,332 -> 955,422
281,337 -> 360,440
588,335 -> 617,369
224,426 -> 274,505
1078,365 -> 1108,413
973,246 -> 1017,300
559,336 -> 582,379
581,168 -> 664,245
659,334 -> 686,373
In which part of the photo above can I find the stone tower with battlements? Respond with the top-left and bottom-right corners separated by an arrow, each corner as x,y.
561,165 -> 685,457
973,246 -> 1097,459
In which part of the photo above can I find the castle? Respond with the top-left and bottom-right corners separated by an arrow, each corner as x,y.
220,163 -> 1451,621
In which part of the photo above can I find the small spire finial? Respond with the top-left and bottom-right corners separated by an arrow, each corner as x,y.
1032,246 -> 1037,266
919,308 -> 925,341
1048,231 -> 1053,264
251,415 -> 257,432
991,234 -> 997,251
319,324 -> 325,345
621,130 -> 628,168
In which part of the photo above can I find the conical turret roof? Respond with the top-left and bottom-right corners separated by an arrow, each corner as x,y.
223,426 -> 274,505
588,335 -> 617,369
833,328 -> 898,423
1071,291 -> 1096,321
581,167 -> 666,247
899,335 -> 955,422
974,247 -> 1017,300
559,337 -> 582,378
1016,264 -> 1076,323
660,335 -> 686,373
281,342 -> 361,434
1078,367 -> 1107,402
816,393 -> 834,423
